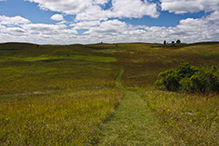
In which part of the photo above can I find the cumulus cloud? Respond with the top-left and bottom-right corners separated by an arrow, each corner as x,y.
160,0 -> 219,14
74,0 -> 159,21
206,11 -> 219,24
26,0 -> 159,20
84,19 -> 128,34
26,0 -> 104,14
1,6 -> 219,44
93,0 -> 109,5
21,23 -> 78,35
69,11 -> 219,43
75,5 -> 111,21
166,12 -> 219,42
70,20 -> 101,29
7,27 -> 27,34
0,15 -> 30,25
50,14 -> 64,21
0,24 -> 8,34
112,0 -> 159,18
1,12 -> 219,44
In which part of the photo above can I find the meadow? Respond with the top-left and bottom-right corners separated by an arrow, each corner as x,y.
0,42 -> 219,145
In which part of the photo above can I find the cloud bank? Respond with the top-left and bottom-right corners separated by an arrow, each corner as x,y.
0,0 -> 218,44
26,0 -> 159,20
160,0 -> 219,14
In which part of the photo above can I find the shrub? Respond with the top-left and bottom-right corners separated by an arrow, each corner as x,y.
155,69 -> 176,91
155,63 -> 219,93
164,40 -> 166,45
155,63 -> 198,91
176,39 -> 181,44
180,65 -> 219,92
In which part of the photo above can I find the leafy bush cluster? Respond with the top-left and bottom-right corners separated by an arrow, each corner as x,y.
155,63 -> 219,92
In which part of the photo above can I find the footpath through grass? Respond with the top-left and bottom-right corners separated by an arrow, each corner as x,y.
98,69 -> 173,145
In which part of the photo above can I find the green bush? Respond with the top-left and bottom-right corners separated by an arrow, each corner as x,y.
180,65 -> 219,92
155,63 -> 219,93
155,63 -> 198,91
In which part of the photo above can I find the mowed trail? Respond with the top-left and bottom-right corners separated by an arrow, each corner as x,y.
98,69 -> 173,145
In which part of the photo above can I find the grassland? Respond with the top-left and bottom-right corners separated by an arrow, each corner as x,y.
0,43 -> 124,145
98,69 -> 173,145
137,88 -> 218,145
0,42 -> 219,145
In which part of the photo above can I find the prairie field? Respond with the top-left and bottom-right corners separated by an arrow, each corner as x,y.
0,42 -> 219,145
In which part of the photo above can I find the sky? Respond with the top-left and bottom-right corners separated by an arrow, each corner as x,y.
0,0 -> 219,44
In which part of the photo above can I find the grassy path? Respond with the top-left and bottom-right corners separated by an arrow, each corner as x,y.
98,69 -> 173,145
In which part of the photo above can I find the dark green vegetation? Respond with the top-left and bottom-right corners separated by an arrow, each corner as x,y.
155,63 -> 219,92
0,42 -> 219,145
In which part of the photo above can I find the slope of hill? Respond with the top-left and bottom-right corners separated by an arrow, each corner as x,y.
0,42 -> 218,145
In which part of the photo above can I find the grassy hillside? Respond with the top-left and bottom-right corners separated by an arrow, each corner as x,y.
0,42 -> 219,145
0,43 -> 123,145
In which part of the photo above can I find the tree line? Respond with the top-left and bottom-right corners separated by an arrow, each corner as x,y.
163,39 -> 181,45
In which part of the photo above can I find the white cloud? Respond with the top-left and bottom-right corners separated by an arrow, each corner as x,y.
21,23 -> 78,35
75,5 -> 111,21
7,27 -> 27,34
161,1 -> 203,14
0,24 -> 6,29
70,20 -> 101,29
93,0 -> 109,5
198,0 -> 219,11
111,0 -> 159,18
26,0 -> 159,21
167,12 -> 219,42
26,0 -> 99,14
78,11 -> 219,43
22,23 -> 64,34
206,11 -> 219,24
0,15 -> 30,25
74,0 -> 159,21
50,14 -> 64,21
1,9 -> 219,44
0,24 -> 28,39
160,0 -> 219,14
84,19 -> 128,34
123,29 -> 147,36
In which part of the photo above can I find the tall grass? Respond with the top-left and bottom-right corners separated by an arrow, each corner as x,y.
0,89 -> 123,145
1,42 -> 219,145
0,44 -> 124,145
137,88 -> 219,145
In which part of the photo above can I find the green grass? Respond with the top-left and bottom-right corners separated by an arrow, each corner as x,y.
0,89 -> 123,145
137,88 -> 219,145
0,60 -> 118,95
0,43 -> 124,145
0,60 -> 124,145
0,42 -> 219,145
0,54 -> 117,63
98,70 -> 173,145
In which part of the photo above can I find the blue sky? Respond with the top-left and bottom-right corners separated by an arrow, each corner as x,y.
0,0 -> 219,44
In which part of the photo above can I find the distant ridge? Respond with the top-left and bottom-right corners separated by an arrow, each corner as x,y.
191,41 -> 219,45
0,42 -> 37,45
0,42 -> 38,50
1,41 -> 219,46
